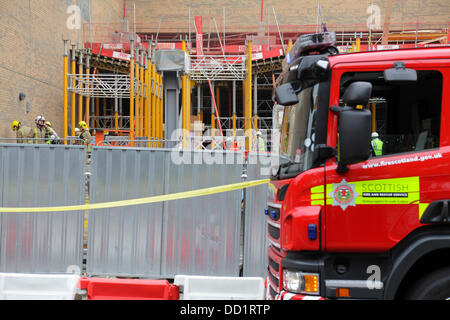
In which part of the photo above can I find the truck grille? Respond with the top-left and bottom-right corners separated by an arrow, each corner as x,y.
268,223 -> 280,240
267,201 -> 282,300
269,269 -> 279,289
269,256 -> 279,272
269,284 -> 278,299
267,248 -> 283,299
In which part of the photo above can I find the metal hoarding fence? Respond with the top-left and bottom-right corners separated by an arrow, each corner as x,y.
161,150 -> 244,278
243,152 -> 273,277
0,144 -> 86,273
87,148 -> 245,278
87,147 -> 166,277
0,144 -> 270,279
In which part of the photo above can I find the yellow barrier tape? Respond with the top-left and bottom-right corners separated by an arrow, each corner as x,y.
0,179 -> 270,213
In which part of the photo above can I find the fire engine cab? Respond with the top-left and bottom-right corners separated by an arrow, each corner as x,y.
267,32 -> 450,300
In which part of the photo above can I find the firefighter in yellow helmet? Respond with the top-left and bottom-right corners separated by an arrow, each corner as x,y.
44,121 -> 60,144
11,121 -> 31,144
78,121 -> 92,153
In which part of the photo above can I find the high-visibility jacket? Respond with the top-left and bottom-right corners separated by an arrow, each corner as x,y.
45,127 -> 60,141
27,126 -> 49,144
257,137 -> 266,152
371,138 -> 383,156
80,129 -> 92,153
16,126 -> 31,143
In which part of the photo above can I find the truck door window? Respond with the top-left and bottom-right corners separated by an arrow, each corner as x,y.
340,70 -> 442,157
280,84 -> 319,170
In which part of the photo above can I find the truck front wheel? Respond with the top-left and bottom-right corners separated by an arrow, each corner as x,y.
405,267 -> 450,300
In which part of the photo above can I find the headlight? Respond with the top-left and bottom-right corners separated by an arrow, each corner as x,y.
283,270 -> 320,295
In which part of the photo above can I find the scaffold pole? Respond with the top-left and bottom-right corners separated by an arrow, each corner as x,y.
130,37 -> 135,146
85,55 -> 91,128
244,40 -> 253,151
63,40 -> 69,144
71,44 -> 76,137
78,50 -> 84,124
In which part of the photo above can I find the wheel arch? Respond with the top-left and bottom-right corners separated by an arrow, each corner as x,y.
384,226 -> 450,300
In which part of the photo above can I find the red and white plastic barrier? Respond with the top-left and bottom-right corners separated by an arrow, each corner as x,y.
0,273 -> 80,300
78,277 -> 179,300
174,275 -> 265,300
0,274 -> 283,300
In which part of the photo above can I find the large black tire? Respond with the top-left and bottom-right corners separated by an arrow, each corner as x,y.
405,267 -> 450,300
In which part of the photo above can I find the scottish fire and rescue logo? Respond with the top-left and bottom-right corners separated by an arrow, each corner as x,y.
329,179 -> 360,211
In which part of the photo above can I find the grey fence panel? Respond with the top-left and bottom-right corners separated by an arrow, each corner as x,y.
243,153 -> 273,277
0,144 -> 86,273
86,147 -> 166,277
161,150 -> 244,278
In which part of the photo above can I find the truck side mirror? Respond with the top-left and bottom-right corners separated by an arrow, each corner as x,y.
334,81 -> 373,173
336,108 -> 372,174
275,83 -> 299,106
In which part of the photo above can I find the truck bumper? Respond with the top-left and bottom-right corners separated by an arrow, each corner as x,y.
270,285 -> 325,300
280,251 -> 389,299
265,273 -> 325,300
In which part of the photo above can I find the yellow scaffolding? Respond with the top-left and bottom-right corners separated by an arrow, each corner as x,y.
78,51 -> 84,124
151,63 -> 156,148
156,73 -> 160,147
130,39 -> 135,146
155,73 -> 164,148
181,40 -> 190,149
139,50 -> 144,137
244,40 -> 253,151
63,40 -> 69,144
71,44 -> 76,137
159,73 -> 164,147
85,55 -> 90,129
135,49 -> 141,139
144,54 -> 150,145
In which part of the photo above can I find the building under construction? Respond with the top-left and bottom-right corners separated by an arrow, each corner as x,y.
1,0 -> 448,148
58,1 -> 449,151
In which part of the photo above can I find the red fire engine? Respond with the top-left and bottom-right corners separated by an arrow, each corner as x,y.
267,33 -> 450,300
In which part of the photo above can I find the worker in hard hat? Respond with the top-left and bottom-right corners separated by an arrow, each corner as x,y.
44,121 -> 60,144
78,121 -> 92,154
256,131 -> 266,153
11,121 -> 31,144
27,115 -> 50,144
371,132 -> 383,157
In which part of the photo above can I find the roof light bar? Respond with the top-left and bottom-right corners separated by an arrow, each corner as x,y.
286,32 -> 337,64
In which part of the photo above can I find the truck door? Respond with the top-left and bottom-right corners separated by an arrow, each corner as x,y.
325,61 -> 450,252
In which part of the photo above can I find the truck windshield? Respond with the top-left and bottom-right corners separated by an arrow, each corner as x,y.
280,84 -> 319,171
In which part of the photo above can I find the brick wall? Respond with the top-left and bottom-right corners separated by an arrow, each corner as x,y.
133,0 -> 449,30
91,0 -> 124,24
0,0 -> 123,139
